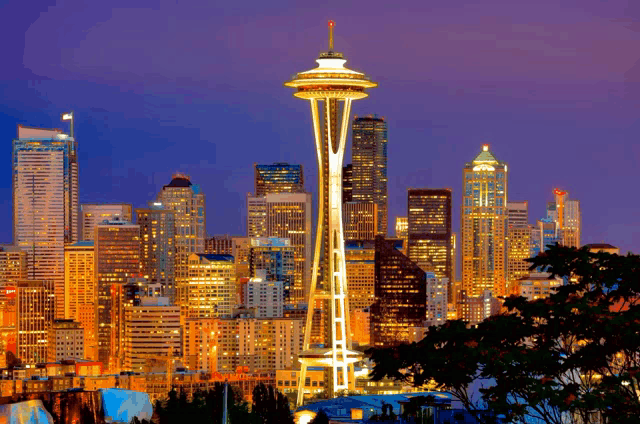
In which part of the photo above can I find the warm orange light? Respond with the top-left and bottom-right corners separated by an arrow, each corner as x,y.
553,188 -> 567,196
328,20 -> 335,27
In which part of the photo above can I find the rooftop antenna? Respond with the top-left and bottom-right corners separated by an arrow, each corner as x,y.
328,20 -> 335,52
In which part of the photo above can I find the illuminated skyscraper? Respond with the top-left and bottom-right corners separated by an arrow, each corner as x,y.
94,219 -> 140,371
352,116 -> 388,236
156,174 -> 206,306
342,202 -> 377,241
16,280 -> 54,364
0,245 -> 27,328
344,240 -> 375,345
186,253 -> 235,319
394,216 -> 408,255
461,144 -> 508,298
64,241 -> 96,359
254,163 -> 304,196
248,237 -> 295,304
547,189 -> 581,248
247,196 -> 268,238
81,204 -> 133,241
407,188 -> 452,284
425,272 -> 448,327
506,202 -> 532,294
13,125 -> 78,319
136,203 -> 176,297
264,193 -> 312,305
370,237 -> 426,347
285,20 -> 376,403
205,234 -> 234,255
342,164 -> 353,203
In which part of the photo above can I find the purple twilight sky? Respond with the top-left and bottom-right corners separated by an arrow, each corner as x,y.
1,0 -> 640,255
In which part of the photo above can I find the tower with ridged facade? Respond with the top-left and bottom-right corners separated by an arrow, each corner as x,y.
285,20 -> 376,405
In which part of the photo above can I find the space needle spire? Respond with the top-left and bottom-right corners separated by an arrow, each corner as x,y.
285,20 -> 377,406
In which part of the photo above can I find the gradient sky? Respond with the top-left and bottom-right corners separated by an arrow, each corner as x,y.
1,0 -> 640,255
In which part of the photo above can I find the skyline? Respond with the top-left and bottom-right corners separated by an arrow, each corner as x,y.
1,0 -> 639,254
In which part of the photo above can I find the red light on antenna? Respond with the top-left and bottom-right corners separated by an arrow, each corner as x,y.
328,20 -> 335,27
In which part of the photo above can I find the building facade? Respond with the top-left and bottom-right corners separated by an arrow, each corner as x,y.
407,189 -> 452,284
461,145 -> 508,298
425,272 -> 448,327
342,202 -> 378,241
254,163 -> 304,197
244,276 -> 284,318
47,319 -> 84,362
248,237 -> 294,304
342,164 -> 353,203
81,204 -> 133,242
370,237 -> 426,347
136,203 -> 176,297
394,217 -> 408,255
351,116 -> 388,236
94,219 -> 140,372
186,254 -> 235,319
506,201 -> 532,294
156,174 -> 206,306
13,125 -> 78,319
205,235 -> 235,255
16,280 -> 54,364
64,241 -> 96,359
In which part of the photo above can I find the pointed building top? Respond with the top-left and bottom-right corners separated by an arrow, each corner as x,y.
473,144 -> 499,164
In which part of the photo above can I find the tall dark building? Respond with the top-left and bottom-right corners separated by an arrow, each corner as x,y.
342,164 -> 353,203
136,203 -> 175,296
370,237 -> 426,347
254,163 -> 304,196
351,116 -> 388,236
205,234 -> 235,255
407,189 -> 452,285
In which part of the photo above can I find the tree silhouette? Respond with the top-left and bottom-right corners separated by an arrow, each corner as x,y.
309,409 -> 329,424
368,245 -> 640,424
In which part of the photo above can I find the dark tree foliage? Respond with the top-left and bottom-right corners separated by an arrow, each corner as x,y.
251,383 -> 294,424
154,384 -> 289,424
368,245 -> 640,424
308,409 -> 329,424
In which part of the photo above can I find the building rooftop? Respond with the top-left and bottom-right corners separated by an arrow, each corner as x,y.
70,241 -> 94,247
164,174 -> 192,188
195,253 -> 235,262
585,243 -> 618,249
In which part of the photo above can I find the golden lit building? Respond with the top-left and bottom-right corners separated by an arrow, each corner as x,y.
506,201 -> 532,295
232,237 -> 250,280
186,253 -> 235,319
47,319 -> 84,362
13,126 -> 78,319
205,234 -> 234,255
0,245 -> 27,328
547,189 -> 581,248
16,280 -> 54,364
64,241 -> 96,359
394,216 -> 408,255
457,289 -> 501,326
515,272 -> 563,301
585,243 -> 619,255
183,318 -> 218,372
407,189 -> 452,283
350,308 -> 370,346
80,204 -> 132,241
156,174 -> 206,307
123,297 -> 181,372
342,202 -> 378,241
247,196 -> 268,238
461,144 -> 508,298
94,219 -> 140,372
264,193 -> 312,304
136,203 -> 175,297
254,163 -> 305,197
345,240 -> 375,345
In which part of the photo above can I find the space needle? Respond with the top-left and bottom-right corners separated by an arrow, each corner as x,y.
285,20 -> 377,406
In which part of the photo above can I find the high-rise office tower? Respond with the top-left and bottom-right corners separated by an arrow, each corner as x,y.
245,275 -> 285,318
407,189 -> 452,284
264,193 -> 312,305
16,280 -> 54,364
342,164 -> 353,203
0,245 -> 27,328
450,233 -> 457,287
254,163 -> 305,197
506,202 -> 532,294
186,253 -> 235,319
47,319 -> 84,362
64,241 -> 96,359
156,174 -> 206,307
342,202 -> 378,241
94,219 -> 140,372
81,204 -> 133,241
123,297 -> 180,372
547,189 -> 581,248
461,144 -> 508,298
285,21 -> 376,403
394,216 -> 408,255
248,238 -> 295,304
425,272 -> 448,327
136,203 -> 176,297
13,125 -> 78,319
370,237 -> 426,347
352,116 -> 388,236
247,196 -> 268,238
205,234 -> 235,255
232,237 -> 251,279
344,240 -> 375,345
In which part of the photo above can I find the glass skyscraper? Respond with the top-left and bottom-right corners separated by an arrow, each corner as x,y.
13,125 -> 78,319
351,116 -> 388,236
254,163 -> 304,197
